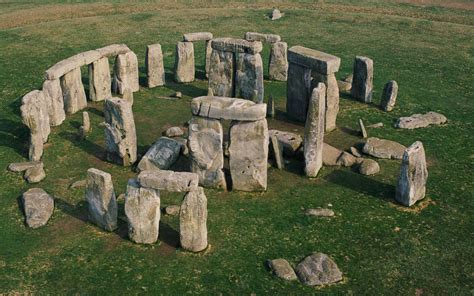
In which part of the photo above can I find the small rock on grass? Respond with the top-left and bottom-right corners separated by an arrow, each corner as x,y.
69,179 -> 86,189
8,161 -> 42,172
350,147 -> 362,157
358,159 -> 380,175
24,165 -> 46,183
367,122 -> 383,128
173,91 -> 182,98
267,259 -> 297,281
164,205 -> 180,216
305,208 -> 335,217
295,253 -> 343,286
22,188 -> 54,228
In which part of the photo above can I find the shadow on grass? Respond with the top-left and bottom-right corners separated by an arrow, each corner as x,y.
55,198 -> 89,223
0,118 -> 29,158
59,131 -> 105,161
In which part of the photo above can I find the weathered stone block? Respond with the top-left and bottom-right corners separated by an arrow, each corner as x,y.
395,112 -> 447,129
22,188 -> 54,228
351,56 -> 373,103
312,72 -> 339,132
304,83 -> 326,177
211,38 -> 262,54
180,186 -> 208,252
174,42 -> 195,83
113,51 -> 139,94
45,50 -> 102,80
183,32 -> 213,42
146,44 -> 166,88
286,63 -> 311,122
295,253 -> 343,286
137,137 -> 181,171
85,168 -> 117,231
362,137 -> 406,160
380,80 -> 398,112
235,52 -> 264,103
208,49 -> 234,97
269,42 -> 288,81
96,44 -> 131,57
88,57 -> 111,101
61,67 -> 87,114
191,96 -> 266,121
288,46 -> 341,74
138,170 -> 199,192
42,79 -> 65,126
244,32 -> 281,43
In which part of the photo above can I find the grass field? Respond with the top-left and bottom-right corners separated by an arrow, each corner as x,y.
0,1 -> 473,294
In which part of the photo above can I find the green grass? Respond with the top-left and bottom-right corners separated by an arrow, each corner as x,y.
0,1 -> 473,294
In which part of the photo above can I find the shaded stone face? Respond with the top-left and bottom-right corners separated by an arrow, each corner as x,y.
22,188 -> 54,228
85,168 -> 117,231
269,41 -> 288,81
88,57 -> 111,102
180,187 -> 208,252
286,63 -> 312,122
229,119 -> 269,192
395,112 -> 447,129
174,42 -> 195,83
351,56 -> 373,103
268,130 -> 303,157
137,137 -> 181,171
396,141 -> 428,207
211,38 -> 263,54
295,253 -> 343,286
269,135 -> 284,170
208,49 -> 234,97
113,51 -> 139,95
138,170 -> 199,193
42,79 -> 65,126
191,96 -> 267,121
312,72 -> 339,132
380,80 -> 398,112
235,52 -> 264,103
61,67 -> 87,114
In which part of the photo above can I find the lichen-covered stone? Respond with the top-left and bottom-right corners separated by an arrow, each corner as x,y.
211,38 -> 262,54
351,56 -> 373,103
174,42 -> 195,83
137,137 -> 181,171
138,170 -> 199,192
191,96 -> 267,121
362,137 -> 406,160
235,52 -> 264,103
113,51 -> 139,94
395,112 -> 447,129
304,83 -> 326,177
146,44 -> 166,88
24,164 -> 46,183
358,159 -> 380,175
85,168 -> 117,231
180,186 -> 208,252
208,49 -> 234,97
286,63 -> 311,122
88,57 -> 111,101
295,253 -> 343,286
380,80 -> 398,112
269,42 -> 288,81
22,188 -> 54,228
61,67 -> 87,114
42,79 -> 65,126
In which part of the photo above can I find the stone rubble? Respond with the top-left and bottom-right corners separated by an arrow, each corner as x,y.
295,253 -> 343,286
24,164 -> 46,183
358,159 -> 380,175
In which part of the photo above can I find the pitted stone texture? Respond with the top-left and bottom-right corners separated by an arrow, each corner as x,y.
42,79 -> 65,126
137,137 -> 181,172
8,161 -> 42,172
288,46 -> 341,74
396,141 -> 428,207
104,98 -> 137,166
45,50 -> 101,80
229,119 -> 269,192
180,187 -> 208,252
61,67 -> 87,114
351,56 -> 373,103
304,83 -> 326,177
174,42 -> 195,83
286,63 -> 312,122
86,168 -> 117,231
211,38 -> 262,54
125,179 -> 160,244
208,49 -> 234,97
244,32 -> 281,43
312,72 -> 339,132
22,188 -> 54,228
235,52 -> 264,103
267,259 -> 297,281
96,44 -> 131,57
113,51 -> 139,94
188,117 -> 226,189
362,137 -> 406,160
24,164 -> 46,184
269,42 -> 288,81
395,112 -> 447,129
146,44 -> 166,88
183,32 -> 213,42
21,90 -> 50,161
358,159 -> 380,175
88,57 -> 111,101
191,96 -> 267,121
380,80 -> 398,112
138,170 -> 199,192
295,253 -> 343,286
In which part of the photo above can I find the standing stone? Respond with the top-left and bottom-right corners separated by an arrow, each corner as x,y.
295,253 -> 343,286
304,83 -> 326,177
113,51 -> 139,95
137,137 -> 181,171
229,119 -> 269,191
286,63 -> 311,122
208,49 -> 234,97
312,73 -> 339,131
205,40 -> 213,78
351,56 -> 373,103
42,79 -> 65,126
235,52 -> 264,103
20,90 -> 50,161
125,179 -> 160,244
188,117 -> 226,189
22,188 -> 54,228
267,95 -> 275,118
359,119 -> 367,138
104,98 -> 137,166
146,44 -> 166,88
88,57 -> 111,102
122,88 -> 133,105
180,187 -> 208,252
270,135 -> 284,169
269,41 -> 288,81
395,141 -> 428,206
174,42 -> 195,83
380,80 -> 398,112
61,67 -> 87,114
82,111 -> 90,133
85,168 -> 117,231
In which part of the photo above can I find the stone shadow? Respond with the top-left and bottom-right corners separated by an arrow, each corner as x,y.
0,118 -> 29,157
59,131 -> 105,161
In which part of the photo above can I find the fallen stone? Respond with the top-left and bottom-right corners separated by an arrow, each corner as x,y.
44,50 -> 102,80
235,52 -> 264,103
351,56 -> 373,103
24,165 -> 46,183
211,38 -> 263,54
367,122 -> 384,128
269,130 -> 303,157
270,135 -> 284,169
22,188 -> 54,228
322,143 -> 343,166
174,41 -> 195,83
85,168 -> 117,231
288,46 -> 341,74
174,91 -> 183,99
112,51 -> 139,94
304,83 -> 326,177
191,96 -> 267,121
61,67 -> 87,114
395,112 -> 447,129
173,137 -> 189,155
295,253 -> 343,286
8,161 -> 42,172
164,205 -> 180,216
96,44 -> 131,57
42,79 -> 65,126
137,137 -> 181,171
337,151 -> 357,167
349,147 -> 362,158
267,95 -> 275,118
270,8 -> 283,20
183,32 -> 213,42
344,73 -> 353,83
337,80 -> 352,92
88,57 -> 112,101
244,32 -> 281,43
138,170 -> 199,192
208,49 -> 234,97
269,42 -> 288,81
286,63 -> 311,122
267,259 -> 297,281
305,208 -> 335,217
359,119 -> 367,138
180,187 -> 208,252
362,137 -> 406,160
69,179 -> 86,189
358,159 -> 380,175
146,44 -> 166,88
380,80 -> 398,112
165,126 -> 184,137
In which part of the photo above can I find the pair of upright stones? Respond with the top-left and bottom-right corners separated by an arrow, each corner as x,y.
189,96 -> 268,191
174,32 -> 214,83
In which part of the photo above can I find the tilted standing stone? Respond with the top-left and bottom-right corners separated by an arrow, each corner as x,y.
85,168 -> 117,231
146,44 -> 166,88
312,72 -> 339,131
42,79 -> 65,126
113,51 -> 139,95
180,186 -> 208,252
174,42 -> 195,83
104,98 -> 137,166
304,83 -> 326,177
351,56 -> 373,103
395,141 -> 428,206
229,119 -> 269,191
88,57 -> 111,101
269,41 -> 288,81
125,179 -> 161,244
380,80 -> 398,112
267,95 -> 275,118
61,67 -> 87,114
235,52 -> 264,103
22,188 -> 54,228
188,116 -> 226,189
270,135 -> 284,169
286,63 -> 312,121
208,49 -> 234,97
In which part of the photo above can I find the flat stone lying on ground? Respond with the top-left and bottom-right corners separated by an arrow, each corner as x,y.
380,80 -> 398,111
146,44 -> 166,88
183,32 -> 213,42
305,208 -> 335,217
174,41 -> 195,83
22,188 -> 54,228
304,83 -> 326,177
395,112 -> 447,129
138,170 -> 199,192
42,79 -> 65,126
211,38 -> 263,54
86,168 -> 117,231
24,164 -> 46,183
267,259 -> 298,281
180,186 -> 208,252
295,253 -> 343,286
165,126 -> 184,137
268,130 -> 303,156
244,32 -> 281,43
61,67 -> 88,114
322,143 -> 344,166
288,46 -> 341,75
351,56 -> 374,103
137,137 -> 181,172
358,159 -> 380,175
191,96 -> 267,121
8,161 -> 42,172
367,122 -> 384,128
362,137 -> 406,160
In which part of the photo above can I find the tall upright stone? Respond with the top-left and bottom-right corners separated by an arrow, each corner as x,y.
188,116 -> 226,189
113,51 -> 139,95
180,186 -> 208,252
88,57 -> 111,102
208,49 -> 234,97
125,179 -> 160,244
42,79 -> 65,126
146,44 -> 166,88
61,67 -> 87,114
174,42 -> 195,83
85,168 -> 117,231
269,41 -> 288,81
380,80 -> 398,112
104,98 -> 137,166
351,56 -> 373,103
229,119 -> 268,191
304,83 -> 326,177
395,141 -> 428,207
286,63 -> 311,121
235,52 -> 264,103
205,40 -> 213,78
312,73 -> 339,131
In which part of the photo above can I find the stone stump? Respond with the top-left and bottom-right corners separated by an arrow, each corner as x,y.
85,168 -> 117,231
42,79 -> 65,126
304,83 -> 326,177
351,56 -> 373,103
88,57 -> 111,101
286,63 -> 312,121
174,41 -> 195,83
208,49 -> 234,97
269,41 -> 288,81
235,52 -> 264,103
381,80 -> 398,111
113,51 -> 139,95
180,186 -> 208,252
146,44 -> 166,88
61,67 -> 87,114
